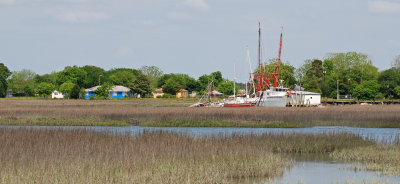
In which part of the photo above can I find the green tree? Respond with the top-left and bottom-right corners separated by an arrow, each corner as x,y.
395,86 -> 400,97
352,80 -> 380,100
0,63 -> 11,98
162,78 -> 180,95
70,84 -> 80,99
56,66 -> 87,88
23,86 -> 34,96
104,68 -> 140,84
325,52 -> 378,84
94,83 -> 112,99
37,82 -> 55,97
217,80 -> 237,95
130,73 -> 151,97
34,72 -> 58,86
197,71 -> 223,93
157,73 -> 198,92
300,60 -> 323,93
109,71 -> 136,87
140,66 -> 163,90
378,68 -> 400,98
59,82 -> 75,98
313,52 -> 379,97
7,69 -> 36,96
80,65 -> 105,88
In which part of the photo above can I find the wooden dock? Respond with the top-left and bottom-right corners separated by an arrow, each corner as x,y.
322,100 -> 400,106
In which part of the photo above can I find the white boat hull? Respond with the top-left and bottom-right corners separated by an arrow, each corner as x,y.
258,96 -> 288,107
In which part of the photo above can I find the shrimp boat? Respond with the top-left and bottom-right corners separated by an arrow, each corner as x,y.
257,87 -> 290,107
225,23 -> 289,107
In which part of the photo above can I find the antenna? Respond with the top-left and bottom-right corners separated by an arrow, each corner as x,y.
233,63 -> 236,99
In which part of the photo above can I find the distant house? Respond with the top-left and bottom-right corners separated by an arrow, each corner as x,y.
153,88 -> 164,98
51,90 -> 64,99
6,89 -> 13,98
176,89 -> 188,98
84,85 -> 131,99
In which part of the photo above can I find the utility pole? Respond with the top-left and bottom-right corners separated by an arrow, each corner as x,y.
299,74 -> 302,91
233,64 -> 236,99
348,79 -> 350,95
337,80 -> 339,100
99,75 -> 102,86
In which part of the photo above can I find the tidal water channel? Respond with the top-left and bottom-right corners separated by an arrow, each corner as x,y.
2,126 -> 400,183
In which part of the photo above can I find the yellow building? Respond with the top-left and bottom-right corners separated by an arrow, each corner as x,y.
153,88 -> 164,98
176,89 -> 188,98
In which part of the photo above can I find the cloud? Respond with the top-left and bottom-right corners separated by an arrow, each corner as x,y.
57,12 -> 110,23
368,1 -> 400,14
116,46 -> 134,57
182,0 -> 209,11
167,12 -> 193,21
0,0 -> 14,5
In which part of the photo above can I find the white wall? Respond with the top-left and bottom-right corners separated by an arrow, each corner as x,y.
52,91 -> 64,99
289,92 -> 321,106
303,94 -> 321,106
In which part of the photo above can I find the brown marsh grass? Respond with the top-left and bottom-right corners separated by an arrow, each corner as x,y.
0,99 -> 399,127
331,137 -> 400,176
0,128 -> 373,184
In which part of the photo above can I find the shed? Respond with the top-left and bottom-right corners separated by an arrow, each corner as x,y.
289,91 -> 321,106
176,89 -> 188,98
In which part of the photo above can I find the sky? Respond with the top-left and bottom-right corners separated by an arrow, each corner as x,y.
0,0 -> 400,82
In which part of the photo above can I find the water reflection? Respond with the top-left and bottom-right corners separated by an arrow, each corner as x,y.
272,161 -> 400,184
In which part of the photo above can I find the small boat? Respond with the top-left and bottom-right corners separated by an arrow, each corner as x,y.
223,97 -> 257,107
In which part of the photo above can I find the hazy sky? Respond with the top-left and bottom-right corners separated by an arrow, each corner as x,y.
1,0 -> 400,82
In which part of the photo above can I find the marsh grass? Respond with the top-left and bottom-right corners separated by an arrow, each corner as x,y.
331,138 -> 400,176
0,115 -> 129,126
1,99 -> 400,127
0,128 -> 373,184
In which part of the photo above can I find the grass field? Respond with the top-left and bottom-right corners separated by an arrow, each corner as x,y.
0,128 -> 380,184
1,99 -> 400,128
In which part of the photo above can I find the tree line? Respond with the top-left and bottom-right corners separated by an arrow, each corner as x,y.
1,52 -> 400,100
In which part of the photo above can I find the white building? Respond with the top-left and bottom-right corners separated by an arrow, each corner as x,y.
51,90 -> 64,99
289,91 -> 321,106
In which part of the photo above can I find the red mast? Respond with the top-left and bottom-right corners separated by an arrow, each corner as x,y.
275,27 -> 283,87
257,22 -> 262,94
252,24 -> 284,95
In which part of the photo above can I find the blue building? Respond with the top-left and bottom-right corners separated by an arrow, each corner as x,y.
85,85 -> 131,99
